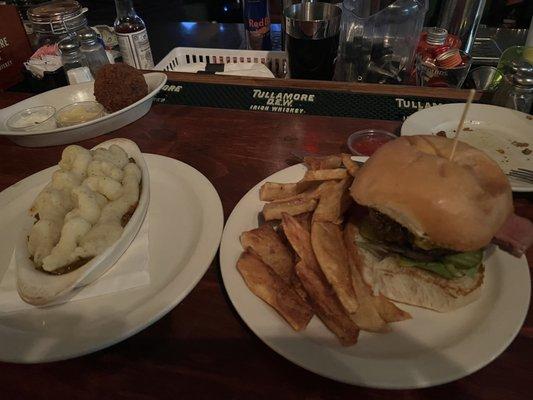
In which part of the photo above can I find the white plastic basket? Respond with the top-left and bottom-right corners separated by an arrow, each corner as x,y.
154,47 -> 288,78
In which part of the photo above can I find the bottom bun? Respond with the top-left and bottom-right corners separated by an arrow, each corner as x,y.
353,229 -> 484,312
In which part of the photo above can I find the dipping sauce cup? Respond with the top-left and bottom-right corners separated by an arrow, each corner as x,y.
6,106 -> 57,132
347,129 -> 397,156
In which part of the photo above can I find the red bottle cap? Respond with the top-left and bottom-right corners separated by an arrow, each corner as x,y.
434,45 -> 451,57
436,49 -> 462,69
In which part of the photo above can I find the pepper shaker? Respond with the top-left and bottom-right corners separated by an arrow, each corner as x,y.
58,37 -> 93,85
78,27 -> 110,77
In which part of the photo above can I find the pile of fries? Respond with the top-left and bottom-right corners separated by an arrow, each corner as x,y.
237,154 -> 411,346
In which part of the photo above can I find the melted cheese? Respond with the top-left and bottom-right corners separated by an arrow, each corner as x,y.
28,146 -> 140,271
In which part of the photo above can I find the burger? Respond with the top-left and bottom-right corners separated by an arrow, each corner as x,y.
349,135 -> 513,312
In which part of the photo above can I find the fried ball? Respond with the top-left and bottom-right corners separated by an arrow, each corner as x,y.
94,63 -> 148,113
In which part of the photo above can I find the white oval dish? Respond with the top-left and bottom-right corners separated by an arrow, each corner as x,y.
0,73 -> 167,147
15,138 -> 150,306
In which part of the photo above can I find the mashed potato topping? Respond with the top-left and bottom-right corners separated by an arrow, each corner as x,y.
28,144 -> 141,273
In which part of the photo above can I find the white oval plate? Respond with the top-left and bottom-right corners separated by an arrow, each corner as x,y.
0,154 -> 223,363
15,138 -> 150,306
401,104 -> 533,192
0,72 -> 167,147
219,164 -> 531,389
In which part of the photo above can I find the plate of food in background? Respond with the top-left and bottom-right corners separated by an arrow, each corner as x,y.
0,138 -> 223,363
401,103 -> 533,192
0,64 -> 166,147
219,136 -> 532,388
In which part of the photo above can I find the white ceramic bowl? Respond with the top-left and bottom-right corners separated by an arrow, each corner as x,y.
0,73 -> 167,147
15,138 -> 150,306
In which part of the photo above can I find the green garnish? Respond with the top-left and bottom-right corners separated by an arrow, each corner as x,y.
397,256 -> 480,280
442,250 -> 483,269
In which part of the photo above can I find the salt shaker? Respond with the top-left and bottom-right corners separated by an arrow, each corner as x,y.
58,37 -> 93,85
78,28 -> 110,77
492,61 -> 533,114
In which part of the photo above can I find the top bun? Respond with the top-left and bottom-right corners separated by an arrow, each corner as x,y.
351,135 -> 513,251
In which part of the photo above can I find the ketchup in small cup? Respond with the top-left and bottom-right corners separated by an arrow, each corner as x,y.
347,129 -> 397,156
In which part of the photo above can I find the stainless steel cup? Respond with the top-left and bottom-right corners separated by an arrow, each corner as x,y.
284,2 -> 342,80
416,50 -> 472,87
467,66 -> 503,91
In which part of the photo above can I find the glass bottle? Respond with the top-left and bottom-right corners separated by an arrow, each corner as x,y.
58,37 -> 92,85
78,28 -> 110,77
113,0 -> 154,69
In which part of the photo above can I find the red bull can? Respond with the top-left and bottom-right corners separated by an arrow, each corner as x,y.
243,0 -> 271,50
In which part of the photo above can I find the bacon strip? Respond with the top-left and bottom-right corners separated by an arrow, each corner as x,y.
493,213 -> 533,257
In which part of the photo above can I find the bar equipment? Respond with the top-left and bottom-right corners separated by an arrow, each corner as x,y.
280,0 -> 299,50
78,27 -> 110,77
58,36 -> 92,84
465,66 -> 503,91
492,60 -> 533,114
284,2 -> 342,80
416,49 -> 472,87
335,0 -> 428,84
437,0 -> 486,55
27,0 -> 88,49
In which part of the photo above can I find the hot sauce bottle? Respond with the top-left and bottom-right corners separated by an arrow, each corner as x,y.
113,0 -> 154,69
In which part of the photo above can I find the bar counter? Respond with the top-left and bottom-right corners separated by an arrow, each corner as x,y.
0,74 -> 531,399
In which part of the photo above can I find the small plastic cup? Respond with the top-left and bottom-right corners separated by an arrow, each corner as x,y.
56,101 -> 105,127
347,129 -> 397,156
6,106 -> 57,132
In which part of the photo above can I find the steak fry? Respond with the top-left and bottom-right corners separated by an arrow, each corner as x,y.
295,260 -> 359,346
343,220 -> 411,330
312,178 -> 352,224
294,212 -> 312,233
282,213 -> 359,345
263,198 -> 317,221
259,180 -> 314,202
240,224 -> 294,284
311,221 -> 359,313
303,168 -> 348,181
341,153 -> 360,177
240,223 -> 311,304
304,155 -> 342,170
237,252 -> 313,331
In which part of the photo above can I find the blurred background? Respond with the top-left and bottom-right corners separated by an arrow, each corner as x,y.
7,0 -> 533,27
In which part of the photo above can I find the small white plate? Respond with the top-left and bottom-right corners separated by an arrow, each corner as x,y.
0,154 -> 223,363
219,164 -> 531,389
401,104 -> 533,192
0,73 -> 167,148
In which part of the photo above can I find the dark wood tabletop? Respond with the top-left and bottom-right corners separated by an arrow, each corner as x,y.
0,91 -> 531,400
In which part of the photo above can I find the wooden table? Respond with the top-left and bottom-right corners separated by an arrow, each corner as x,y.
0,92 -> 531,400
